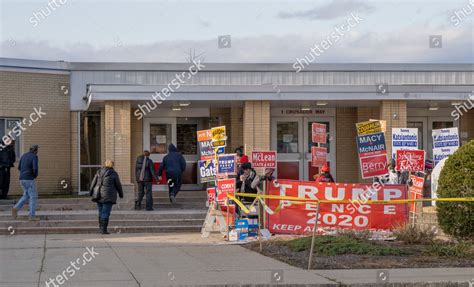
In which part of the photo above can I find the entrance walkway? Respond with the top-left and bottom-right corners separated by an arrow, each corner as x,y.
0,233 -> 472,286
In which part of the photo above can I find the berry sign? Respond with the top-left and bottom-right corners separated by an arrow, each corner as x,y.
251,151 -> 277,168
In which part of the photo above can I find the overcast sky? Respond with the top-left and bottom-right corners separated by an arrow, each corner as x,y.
0,0 -> 473,62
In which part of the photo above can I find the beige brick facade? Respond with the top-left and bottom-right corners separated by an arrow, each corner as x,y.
380,100 -> 408,158
335,108 -> 359,182
0,71 -> 72,195
104,101 -> 132,183
243,101 -> 270,155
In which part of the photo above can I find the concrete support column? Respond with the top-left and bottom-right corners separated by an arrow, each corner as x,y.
379,100 -> 407,158
243,101 -> 270,155
104,101 -> 134,204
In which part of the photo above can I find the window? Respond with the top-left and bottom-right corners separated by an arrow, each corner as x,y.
0,118 -> 21,159
277,121 -> 299,153
80,112 -> 101,193
177,124 -> 198,155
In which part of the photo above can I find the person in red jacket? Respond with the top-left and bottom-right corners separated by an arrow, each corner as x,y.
314,164 -> 335,183
235,147 -> 248,167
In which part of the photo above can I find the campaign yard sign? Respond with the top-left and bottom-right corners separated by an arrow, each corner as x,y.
312,123 -> 327,144
199,140 -> 214,161
198,160 -> 216,183
311,147 -> 327,167
251,151 -> 277,168
396,150 -> 425,172
197,129 -> 212,142
356,132 -> 388,178
217,178 -> 236,203
356,120 -> 383,136
206,187 -> 216,207
211,126 -> 226,141
432,128 -> 459,165
217,154 -> 237,175
266,180 -> 408,234
408,175 -> 424,213
392,128 -> 418,160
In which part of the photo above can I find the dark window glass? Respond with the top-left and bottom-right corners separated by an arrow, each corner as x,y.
80,112 -> 101,165
177,124 -> 198,155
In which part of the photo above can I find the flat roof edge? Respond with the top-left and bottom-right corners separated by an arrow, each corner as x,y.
0,57 -> 473,72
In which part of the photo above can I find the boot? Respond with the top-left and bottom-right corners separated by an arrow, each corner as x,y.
134,200 -> 141,210
100,219 -> 110,234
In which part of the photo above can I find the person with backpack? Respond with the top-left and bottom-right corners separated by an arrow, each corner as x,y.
158,144 -> 186,204
90,159 -> 123,234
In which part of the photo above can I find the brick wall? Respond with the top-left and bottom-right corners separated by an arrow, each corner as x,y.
380,100 -> 407,157
104,101 -> 131,183
210,107 -> 232,153
335,108 -> 359,182
0,71 -> 72,195
243,101 -> 270,154
230,107 -> 244,151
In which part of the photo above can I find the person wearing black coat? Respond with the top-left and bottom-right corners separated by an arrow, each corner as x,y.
90,160 -> 123,234
0,138 -> 16,199
158,144 -> 186,204
135,150 -> 157,211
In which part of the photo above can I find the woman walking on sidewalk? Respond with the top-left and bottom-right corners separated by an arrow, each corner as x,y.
90,160 -> 123,234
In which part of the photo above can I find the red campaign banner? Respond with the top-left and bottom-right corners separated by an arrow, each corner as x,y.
359,155 -> 389,179
266,180 -> 408,234
216,178 -> 236,203
312,123 -> 327,144
408,175 -> 424,213
311,147 -> 327,167
396,150 -> 425,172
251,151 -> 277,168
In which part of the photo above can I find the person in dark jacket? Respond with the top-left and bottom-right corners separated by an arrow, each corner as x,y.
135,150 -> 157,211
0,137 -> 16,199
90,160 -> 124,234
158,144 -> 186,204
12,145 -> 39,220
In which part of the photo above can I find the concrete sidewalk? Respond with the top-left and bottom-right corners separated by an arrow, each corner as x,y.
0,233 -> 472,287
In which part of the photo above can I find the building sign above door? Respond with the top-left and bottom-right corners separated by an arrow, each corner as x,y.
271,108 -> 336,117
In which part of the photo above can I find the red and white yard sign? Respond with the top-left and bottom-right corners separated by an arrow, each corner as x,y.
312,123 -> 327,144
251,151 -> 277,168
216,178 -> 236,204
408,175 -> 424,213
206,187 -> 216,206
396,150 -> 425,172
311,147 -> 327,167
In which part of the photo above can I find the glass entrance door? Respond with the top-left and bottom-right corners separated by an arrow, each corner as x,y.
272,117 -> 336,181
303,117 -> 336,181
272,118 -> 303,180
143,117 -> 202,191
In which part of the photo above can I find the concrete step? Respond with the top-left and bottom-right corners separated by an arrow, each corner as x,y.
0,218 -> 204,228
0,199 -> 207,211
0,225 -> 202,235
0,209 -> 207,220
